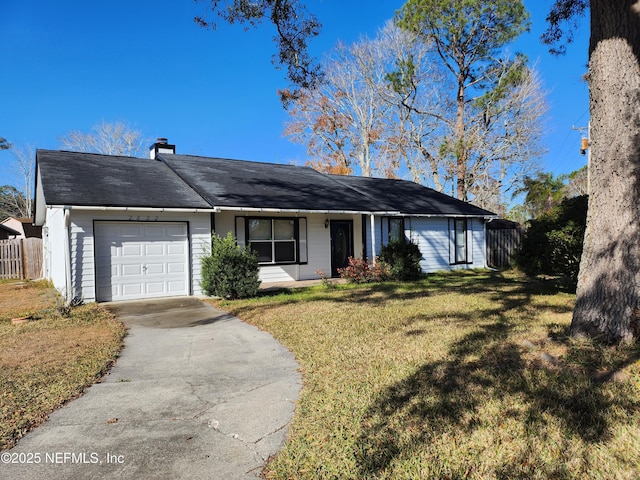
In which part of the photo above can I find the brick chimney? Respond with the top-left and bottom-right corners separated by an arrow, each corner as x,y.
149,137 -> 176,159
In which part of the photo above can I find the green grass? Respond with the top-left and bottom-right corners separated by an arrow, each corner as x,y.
211,270 -> 640,479
0,282 -> 126,450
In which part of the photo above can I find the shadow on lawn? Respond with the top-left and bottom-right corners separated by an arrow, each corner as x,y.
356,282 -> 640,478
248,280 -> 435,309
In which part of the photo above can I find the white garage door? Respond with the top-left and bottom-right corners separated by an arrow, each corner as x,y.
95,222 -> 189,302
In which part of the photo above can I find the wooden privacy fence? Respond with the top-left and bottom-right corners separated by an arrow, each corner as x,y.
0,238 -> 43,280
486,224 -> 523,269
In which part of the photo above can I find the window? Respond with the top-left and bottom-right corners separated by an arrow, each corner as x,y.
454,219 -> 467,264
388,218 -> 405,243
245,217 -> 306,265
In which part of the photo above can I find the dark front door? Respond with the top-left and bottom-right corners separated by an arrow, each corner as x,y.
330,220 -> 353,277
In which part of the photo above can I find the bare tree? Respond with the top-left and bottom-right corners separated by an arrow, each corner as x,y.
376,23 -> 451,189
285,87 -> 352,174
464,60 -> 548,210
564,165 -> 588,197
389,53 -> 547,210
0,186 -> 27,220
59,120 -> 147,157
286,20 -> 547,212
9,145 -> 35,218
285,34 -> 394,177
397,0 -> 531,201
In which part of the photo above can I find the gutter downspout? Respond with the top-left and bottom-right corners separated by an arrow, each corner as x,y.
64,208 -> 72,303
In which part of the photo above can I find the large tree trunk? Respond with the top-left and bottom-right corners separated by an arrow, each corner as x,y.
571,1 -> 640,343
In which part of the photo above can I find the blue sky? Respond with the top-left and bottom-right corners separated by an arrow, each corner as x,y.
0,1 -> 589,189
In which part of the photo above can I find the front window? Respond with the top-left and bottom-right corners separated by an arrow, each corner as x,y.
248,218 -> 298,264
388,218 -> 405,243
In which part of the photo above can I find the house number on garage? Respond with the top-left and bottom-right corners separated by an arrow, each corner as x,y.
128,216 -> 160,221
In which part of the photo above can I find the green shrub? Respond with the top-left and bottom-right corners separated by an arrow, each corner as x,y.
547,222 -> 584,287
516,195 -> 587,289
201,233 -> 261,299
379,239 -> 423,281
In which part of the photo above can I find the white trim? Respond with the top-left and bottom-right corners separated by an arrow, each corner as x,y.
401,213 -> 496,219
216,205 -> 400,215
49,204 -> 496,219
50,205 -> 217,213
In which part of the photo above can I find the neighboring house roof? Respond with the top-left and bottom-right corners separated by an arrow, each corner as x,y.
1,217 -> 42,238
0,223 -> 21,239
34,149 -> 496,218
35,150 -> 211,209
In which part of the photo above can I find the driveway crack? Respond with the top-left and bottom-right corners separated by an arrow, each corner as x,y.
208,419 -> 267,461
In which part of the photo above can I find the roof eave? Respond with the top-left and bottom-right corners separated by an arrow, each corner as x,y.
214,206 -> 497,218
214,206 -> 400,215
48,205 -> 217,213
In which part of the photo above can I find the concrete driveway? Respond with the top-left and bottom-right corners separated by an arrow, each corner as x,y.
2,297 -> 301,480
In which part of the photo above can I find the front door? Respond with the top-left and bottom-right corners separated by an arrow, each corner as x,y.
330,220 -> 353,277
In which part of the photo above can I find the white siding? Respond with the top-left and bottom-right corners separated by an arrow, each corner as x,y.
298,214 -> 330,280
64,210 -> 211,302
412,217 -> 452,272
44,206 -> 490,297
380,217 -> 486,273
411,217 -> 487,273
470,218 -> 487,268
258,265 -> 297,283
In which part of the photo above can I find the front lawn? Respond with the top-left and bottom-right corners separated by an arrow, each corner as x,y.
212,270 -> 640,479
0,280 -> 126,450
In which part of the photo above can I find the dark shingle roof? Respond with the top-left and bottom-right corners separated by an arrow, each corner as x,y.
160,154 -> 386,212
328,175 -> 495,217
161,154 -> 494,216
36,149 -> 211,209
35,149 -> 495,217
